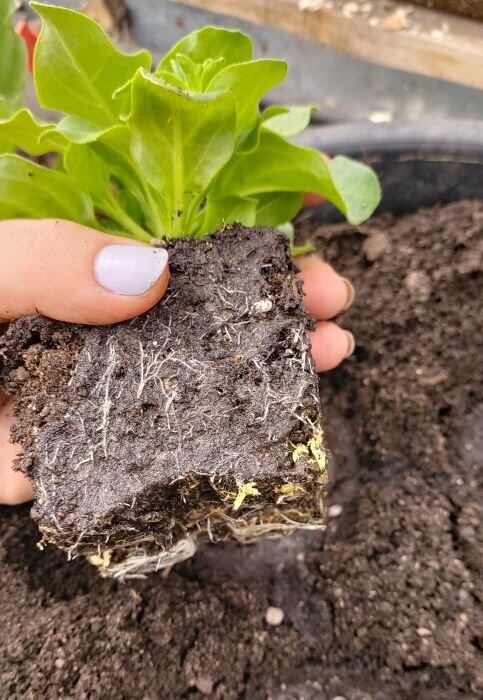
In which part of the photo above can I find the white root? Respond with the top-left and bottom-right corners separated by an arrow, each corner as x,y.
93,338 -> 121,456
102,536 -> 197,580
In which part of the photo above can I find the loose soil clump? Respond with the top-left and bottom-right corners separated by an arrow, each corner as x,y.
0,200 -> 482,699
0,226 -> 324,577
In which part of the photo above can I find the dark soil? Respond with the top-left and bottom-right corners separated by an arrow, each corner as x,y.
1,199 -> 482,699
0,226 -> 323,576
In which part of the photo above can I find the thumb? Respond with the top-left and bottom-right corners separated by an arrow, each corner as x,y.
0,219 -> 169,325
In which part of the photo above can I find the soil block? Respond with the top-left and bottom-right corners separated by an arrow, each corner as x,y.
0,225 -> 325,578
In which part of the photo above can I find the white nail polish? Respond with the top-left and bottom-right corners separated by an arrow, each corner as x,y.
94,245 -> 168,296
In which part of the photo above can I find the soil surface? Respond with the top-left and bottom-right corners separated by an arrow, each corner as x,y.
1,199 -> 482,699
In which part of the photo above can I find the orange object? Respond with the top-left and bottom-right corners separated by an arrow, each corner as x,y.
303,152 -> 331,207
15,20 -> 39,73
303,192 -> 325,207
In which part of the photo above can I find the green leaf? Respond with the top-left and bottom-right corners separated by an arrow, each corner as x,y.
0,109 -> 67,155
0,1 -> 26,103
262,105 -> 315,137
63,142 -> 151,241
157,55 -> 225,94
212,130 -> 379,225
0,0 -> 11,21
329,155 -> 381,225
117,189 -> 144,226
90,126 -> 143,191
0,99 -> 13,153
41,117 -> 161,234
0,14 -> 380,239
52,115 -> 106,144
64,142 -> 110,194
277,221 -> 315,256
127,70 -> 237,237
201,195 -> 257,234
0,154 -> 97,224
45,119 -> 138,191
291,242 -> 316,256
209,59 -> 287,133
157,27 -> 253,72
254,191 -> 303,227
212,130 -> 341,201
32,2 -> 151,127
45,120 -> 142,195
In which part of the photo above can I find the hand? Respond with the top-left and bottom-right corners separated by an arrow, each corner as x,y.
0,220 -> 170,505
0,220 -> 354,505
296,254 -> 355,372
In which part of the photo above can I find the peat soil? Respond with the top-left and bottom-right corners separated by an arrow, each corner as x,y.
1,199 -> 482,699
0,226 -> 322,569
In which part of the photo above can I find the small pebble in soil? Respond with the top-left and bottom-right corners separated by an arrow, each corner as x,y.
89,619 -> 102,634
54,658 -> 65,669
250,298 -> 273,316
13,366 -> 29,382
362,231 -> 389,261
265,606 -> 285,626
328,504 -> 343,518
194,676 -> 214,695
416,627 -> 432,637
404,270 -> 432,302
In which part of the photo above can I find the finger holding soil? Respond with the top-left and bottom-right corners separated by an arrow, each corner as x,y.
0,226 -> 326,576
296,256 -> 355,319
0,396 -> 31,505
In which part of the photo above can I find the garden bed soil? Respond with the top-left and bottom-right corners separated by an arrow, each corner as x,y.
1,199 -> 482,699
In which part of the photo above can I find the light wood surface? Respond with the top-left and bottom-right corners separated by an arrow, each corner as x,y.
170,0 -> 483,90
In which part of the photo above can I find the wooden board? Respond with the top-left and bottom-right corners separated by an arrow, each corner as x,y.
412,0 -> 483,22
170,0 -> 483,90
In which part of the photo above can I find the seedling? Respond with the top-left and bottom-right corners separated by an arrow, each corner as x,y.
0,3 -> 380,577
0,3 -> 379,240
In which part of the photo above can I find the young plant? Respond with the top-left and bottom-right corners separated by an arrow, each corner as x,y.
0,3 -> 380,244
0,4 -> 381,577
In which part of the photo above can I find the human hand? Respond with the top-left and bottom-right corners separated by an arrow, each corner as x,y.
0,220 -> 170,505
296,254 -> 355,372
0,221 -> 354,505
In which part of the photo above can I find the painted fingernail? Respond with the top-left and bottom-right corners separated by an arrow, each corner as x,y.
94,245 -> 168,296
341,278 -> 356,311
344,330 -> 356,358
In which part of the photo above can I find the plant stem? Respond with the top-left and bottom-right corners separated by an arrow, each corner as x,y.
139,176 -> 168,240
103,199 -> 152,243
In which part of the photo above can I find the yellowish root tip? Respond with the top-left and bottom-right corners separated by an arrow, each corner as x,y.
233,481 -> 260,511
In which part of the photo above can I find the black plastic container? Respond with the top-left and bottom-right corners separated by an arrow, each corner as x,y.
297,120 -> 483,219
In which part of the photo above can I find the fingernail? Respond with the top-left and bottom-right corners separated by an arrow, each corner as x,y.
344,330 -> 356,358
94,245 -> 168,295
341,278 -> 356,311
